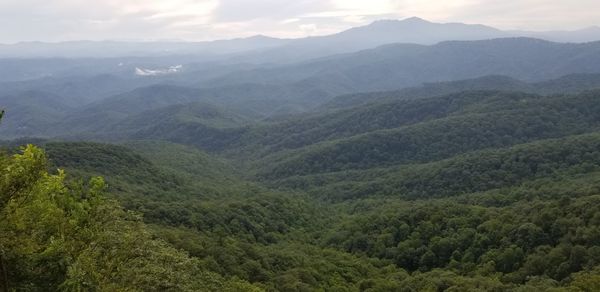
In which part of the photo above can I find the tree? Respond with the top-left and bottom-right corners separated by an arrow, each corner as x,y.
0,145 -> 259,291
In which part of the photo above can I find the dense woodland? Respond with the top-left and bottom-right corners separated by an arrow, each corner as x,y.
3,72 -> 600,291
3,18 -> 600,290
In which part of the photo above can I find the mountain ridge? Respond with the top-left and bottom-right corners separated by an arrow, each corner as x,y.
2,17 -> 600,59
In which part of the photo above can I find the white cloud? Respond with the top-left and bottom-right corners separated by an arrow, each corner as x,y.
0,0 -> 599,43
281,18 -> 301,24
299,23 -> 318,35
331,0 -> 398,14
135,65 -> 183,76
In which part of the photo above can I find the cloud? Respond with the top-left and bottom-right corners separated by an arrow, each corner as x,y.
135,65 -> 183,76
0,0 -> 599,43
0,0 -> 218,42
213,0 -> 330,22
447,0 -> 600,30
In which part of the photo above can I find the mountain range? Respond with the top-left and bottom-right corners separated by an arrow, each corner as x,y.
5,15 -> 600,291
1,17 -> 600,60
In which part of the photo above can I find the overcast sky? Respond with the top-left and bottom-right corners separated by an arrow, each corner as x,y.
1,0 -> 599,43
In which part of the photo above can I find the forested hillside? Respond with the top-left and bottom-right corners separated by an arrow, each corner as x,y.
4,78 -> 600,290
206,38 -> 600,93
0,141 -> 259,290
3,15 -> 600,290
4,38 -> 600,139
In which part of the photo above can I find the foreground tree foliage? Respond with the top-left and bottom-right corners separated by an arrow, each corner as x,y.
0,145 -> 259,291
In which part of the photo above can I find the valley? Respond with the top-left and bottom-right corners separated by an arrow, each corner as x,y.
2,16 -> 600,291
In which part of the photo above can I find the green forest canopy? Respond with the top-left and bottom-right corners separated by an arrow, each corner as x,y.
4,88 -> 600,291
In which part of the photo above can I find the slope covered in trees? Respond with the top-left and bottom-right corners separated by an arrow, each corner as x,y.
0,144 -> 259,291
12,139 -> 600,291
243,90 -> 600,180
321,73 -> 600,111
4,75 -> 600,290
5,37 -> 600,140
207,38 -> 600,93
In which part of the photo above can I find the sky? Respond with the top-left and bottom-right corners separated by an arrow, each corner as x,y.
1,0 -> 599,43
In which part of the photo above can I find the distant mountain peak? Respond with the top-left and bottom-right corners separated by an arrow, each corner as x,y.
402,16 -> 430,23
362,17 -> 503,33
246,34 -> 278,40
369,17 -> 432,27
326,16 -> 506,48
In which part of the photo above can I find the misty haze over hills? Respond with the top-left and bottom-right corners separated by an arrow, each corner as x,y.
5,12 -> 600,291
1,17 -> 600,59
2,18 -> 600,139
